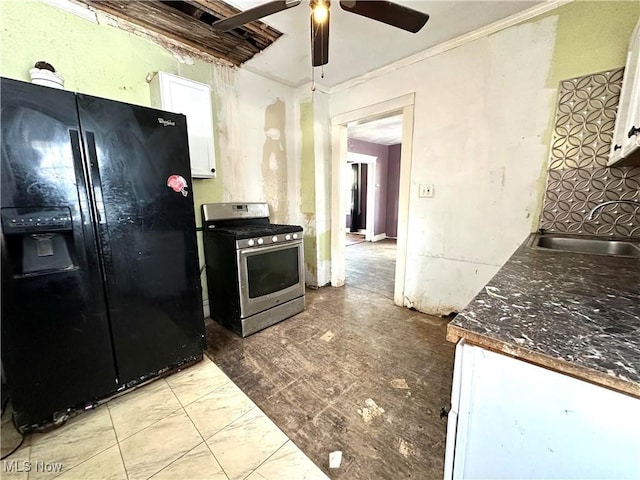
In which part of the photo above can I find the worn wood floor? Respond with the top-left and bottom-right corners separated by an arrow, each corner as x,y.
205,240 -> 455,479
346,238 -> 397,300
345,233 -> 366,246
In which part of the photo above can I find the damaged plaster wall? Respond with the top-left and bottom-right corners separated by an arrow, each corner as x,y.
328,1 -> 639,315
312,90 -> 332,287
262,99 -> 289,223
292,88 -> 332,288
213,67 -> 296,224
298,98 -> 318,286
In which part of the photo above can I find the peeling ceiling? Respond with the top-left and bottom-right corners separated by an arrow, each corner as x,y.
78,0 -> 283,65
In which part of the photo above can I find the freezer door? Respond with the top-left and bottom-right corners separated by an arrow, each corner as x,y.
76,94 -> 204,385
0,78 -> 117,428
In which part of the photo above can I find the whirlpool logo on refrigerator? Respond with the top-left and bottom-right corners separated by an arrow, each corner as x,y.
157,117 -> 175,127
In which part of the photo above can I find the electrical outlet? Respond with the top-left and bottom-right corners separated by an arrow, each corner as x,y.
419,184 -> 434,198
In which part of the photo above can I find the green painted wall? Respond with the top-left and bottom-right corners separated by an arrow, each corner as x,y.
317,230 -> 331,262
0,0 -> 223,222
543,0 -> 639,88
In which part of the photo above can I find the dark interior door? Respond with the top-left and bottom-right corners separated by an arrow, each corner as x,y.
76,94 -> 204,385
349,163 -> 368,232
0,78 -> 117,428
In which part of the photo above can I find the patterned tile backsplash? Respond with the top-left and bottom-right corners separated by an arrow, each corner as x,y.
540,68 -> 640,237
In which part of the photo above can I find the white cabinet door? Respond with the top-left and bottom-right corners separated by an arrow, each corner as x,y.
446,341 -> 640,480
609,19 -> 640,166
150,72 -> 216,178
621,21 -> 640,159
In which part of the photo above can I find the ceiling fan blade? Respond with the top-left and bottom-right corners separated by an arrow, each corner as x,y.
212,0 -> 302,32
311,11 -> 330,66
339,1 -> 429,33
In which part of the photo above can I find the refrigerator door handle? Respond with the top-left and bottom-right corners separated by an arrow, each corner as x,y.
69,129 -> 92,227
85,132 -> 107,226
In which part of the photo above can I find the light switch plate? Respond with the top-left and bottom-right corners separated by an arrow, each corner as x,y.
419,184 -> 434,198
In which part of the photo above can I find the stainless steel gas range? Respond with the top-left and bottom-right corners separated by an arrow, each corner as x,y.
202,202 -> 305,337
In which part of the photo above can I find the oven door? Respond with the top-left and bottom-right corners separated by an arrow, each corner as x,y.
236,239 -> 305,318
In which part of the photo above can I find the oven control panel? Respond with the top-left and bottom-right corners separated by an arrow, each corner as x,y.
236,232 -> 300,250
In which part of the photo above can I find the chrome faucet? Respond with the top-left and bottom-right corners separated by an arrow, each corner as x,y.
586,200 -> 640,220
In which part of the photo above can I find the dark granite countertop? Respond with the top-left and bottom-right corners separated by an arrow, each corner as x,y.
447,234 -> 640,398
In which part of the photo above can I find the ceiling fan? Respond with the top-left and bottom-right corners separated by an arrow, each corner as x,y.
212,0 -> 430,67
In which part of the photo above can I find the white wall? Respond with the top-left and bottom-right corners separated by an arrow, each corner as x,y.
312,89 -> 332,286
329,16 -> 558,314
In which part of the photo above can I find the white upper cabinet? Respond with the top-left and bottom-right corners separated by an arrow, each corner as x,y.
609,19 -> 640,167
150,72 -> 216,178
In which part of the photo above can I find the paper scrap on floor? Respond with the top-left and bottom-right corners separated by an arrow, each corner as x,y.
358,398 -> 384,423
320,330 -> 335,342
329,451 -> 342,468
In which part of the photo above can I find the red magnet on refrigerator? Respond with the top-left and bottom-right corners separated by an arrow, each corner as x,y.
167,174 -> 188,197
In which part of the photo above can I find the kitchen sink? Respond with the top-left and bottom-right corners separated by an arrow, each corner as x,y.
529,234 -> 640,257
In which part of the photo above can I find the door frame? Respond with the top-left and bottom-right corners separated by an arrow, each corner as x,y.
330,93 -> 415,306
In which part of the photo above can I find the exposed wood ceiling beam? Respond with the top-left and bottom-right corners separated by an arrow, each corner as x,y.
78,0 -> 282,65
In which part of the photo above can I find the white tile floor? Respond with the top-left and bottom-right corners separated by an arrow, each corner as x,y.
0,358 -> 328,480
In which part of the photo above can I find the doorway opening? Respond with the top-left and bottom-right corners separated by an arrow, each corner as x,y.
330,94 -> 415,306
344,121 -> 402,299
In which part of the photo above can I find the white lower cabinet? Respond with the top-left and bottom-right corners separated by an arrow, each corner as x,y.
444,341 -> 640,480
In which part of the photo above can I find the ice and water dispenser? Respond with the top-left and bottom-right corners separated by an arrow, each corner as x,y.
1,207 -> 76,277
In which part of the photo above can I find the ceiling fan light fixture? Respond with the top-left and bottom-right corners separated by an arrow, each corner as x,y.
311,0 -> 330,24
211,0 -> 430,73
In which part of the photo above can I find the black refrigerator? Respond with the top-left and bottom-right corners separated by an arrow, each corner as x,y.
0,77 -> 205,431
